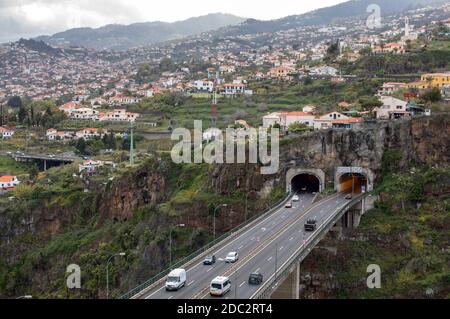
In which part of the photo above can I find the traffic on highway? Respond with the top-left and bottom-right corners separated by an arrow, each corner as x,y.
140,192 -> 351,299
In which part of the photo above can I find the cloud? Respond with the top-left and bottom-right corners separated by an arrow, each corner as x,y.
0,0 -> 145,42
0,0 -> 347,43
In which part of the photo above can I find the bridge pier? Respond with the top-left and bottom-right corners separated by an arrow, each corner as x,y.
271,261 -> 300,299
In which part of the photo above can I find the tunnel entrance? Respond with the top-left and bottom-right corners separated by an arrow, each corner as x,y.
338,173 -> 367,194
291,174 -> 320,193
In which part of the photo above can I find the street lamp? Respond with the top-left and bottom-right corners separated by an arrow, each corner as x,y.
169,224 -> 186,270
106,252 -> 126,300
213,204 -> 228,240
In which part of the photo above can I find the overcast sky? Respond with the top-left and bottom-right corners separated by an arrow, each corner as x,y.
0,0 -> 348,43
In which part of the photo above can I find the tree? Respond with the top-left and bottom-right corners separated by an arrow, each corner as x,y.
304,77 -> 313,85
28,165 -> 39,183
420,87 -> 442,103
7,96 -> 23,108
18,105 -> 27,123
327,41 -> 340,57
289,122 -> 312,133
75,138 -> 87,155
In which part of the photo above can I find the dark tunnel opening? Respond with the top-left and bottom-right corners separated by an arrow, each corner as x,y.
291,174 -> 320,193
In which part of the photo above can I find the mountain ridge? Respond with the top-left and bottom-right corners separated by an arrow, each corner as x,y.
35,13 -> 246,50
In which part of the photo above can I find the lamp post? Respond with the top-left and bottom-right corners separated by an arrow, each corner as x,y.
106,252 -> 126,300
213,204 -> 228,240
169,224 -> 186,270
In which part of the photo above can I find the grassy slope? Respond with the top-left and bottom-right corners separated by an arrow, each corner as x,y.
306,165 -> 450,299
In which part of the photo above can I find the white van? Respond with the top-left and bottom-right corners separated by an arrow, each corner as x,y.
210,276 -> 231,297
165,269 -> 187,291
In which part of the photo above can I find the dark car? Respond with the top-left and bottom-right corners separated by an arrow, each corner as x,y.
305,220 -> 317,232
248,273 -> 263,285
345,194 -> 353,200
203,255 -> 216,265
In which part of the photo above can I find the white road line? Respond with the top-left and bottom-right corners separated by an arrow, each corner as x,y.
239,282 -> 246,288
290,237 -> 294,241
168,296 -> 174,300
251,237 -> 255,241
280,246 -> 284,251
207,268 -> 213,273
238,245 -> 243,250
188,281 -> 195,286
255,268 -> 261,273
268,257 -> 273,262
144,194 -> 340,299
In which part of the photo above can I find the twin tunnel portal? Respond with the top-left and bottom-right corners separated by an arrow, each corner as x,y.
287,167 -> 374,195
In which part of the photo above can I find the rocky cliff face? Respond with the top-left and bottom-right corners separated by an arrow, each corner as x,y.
98,161 -> 169,222
278,116 -> 450,184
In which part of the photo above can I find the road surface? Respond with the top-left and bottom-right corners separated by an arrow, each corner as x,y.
141,192 -> 351,299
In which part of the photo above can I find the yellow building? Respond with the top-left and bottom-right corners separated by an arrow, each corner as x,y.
420,73 -> 450,88
269,67 -> 292,79
408,73 -> 450,90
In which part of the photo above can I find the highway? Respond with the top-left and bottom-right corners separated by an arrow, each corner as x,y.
141,192 -> 351,299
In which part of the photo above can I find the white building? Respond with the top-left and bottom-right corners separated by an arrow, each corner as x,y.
194,80 -> 214,93
223,83 -> 247,95
374,96 -> 410,120
99,109 -> 139,122
378,82 -> 407,96
0,176 -> 20,189
70,108 -> 99,121
0,126 -> 14,139
263,112 -> 315,129
309,66 -> 339,77
315,112 -> 364,130
75,128 -> 107,140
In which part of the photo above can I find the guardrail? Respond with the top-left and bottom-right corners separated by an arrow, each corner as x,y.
119,193 -> 292,299
251,194 -> 367,299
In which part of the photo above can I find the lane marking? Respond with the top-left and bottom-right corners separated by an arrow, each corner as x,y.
145,193 -> 340,299
238,245 -> 243,250
268,257 -> 273,262
255,268 -> 261,273
239,282 -> 246,288
188,281 -> 195,286
206,268 -> 213,273
168,296 -> 174,300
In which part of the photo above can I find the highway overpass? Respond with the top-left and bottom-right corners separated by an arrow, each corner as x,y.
123,190 -> 369,300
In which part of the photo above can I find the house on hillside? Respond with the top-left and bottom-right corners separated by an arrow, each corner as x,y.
263,112 -> 315,129
313,112 -> 363,130
374,96 -> 410,120
75,128 -> 107,140
378,82 -> 407,96
0,126 -> 15,139
0,176 -> 20,189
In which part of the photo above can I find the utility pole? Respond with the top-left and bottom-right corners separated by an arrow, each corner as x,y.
129,120 -> 134,165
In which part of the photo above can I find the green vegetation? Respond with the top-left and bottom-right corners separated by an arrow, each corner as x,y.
0,154 -> 280,298
0,156 -> 29,176
307,165 -> 450,299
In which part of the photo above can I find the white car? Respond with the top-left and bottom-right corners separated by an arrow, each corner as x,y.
165,269 -> 187,291
225,252 -> 239,263
292,195 -> 300,202
210,276 -> 231,297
